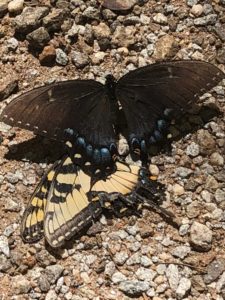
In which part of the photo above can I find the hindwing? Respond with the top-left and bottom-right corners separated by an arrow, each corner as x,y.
44,156 -> 102,248
21,161 -> 59,243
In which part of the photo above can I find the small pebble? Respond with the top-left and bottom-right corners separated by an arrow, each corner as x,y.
56,48 -> 68,66
190,222 -> 212,251
8,0 -> 24,14
190,4 -> 203,17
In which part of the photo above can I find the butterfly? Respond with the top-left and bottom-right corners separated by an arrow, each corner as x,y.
21,155 -> 170,248
1,60 -> 224,170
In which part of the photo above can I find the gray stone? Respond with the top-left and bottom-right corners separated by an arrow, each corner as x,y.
4,223 -> 18,237
166,264 -> 180,291
0,76 -> 18,101
12,275 -> 31,294
104,261 -> 116,277
186,201 -> 201,218
8,0 -> 24,14
4,198 -> 19,213
174,167 -> 193,178
7,37 -> 19,51
197,129 -> 216,153
113,229 -> 128,239
179,224 -> 190,236
112,26 -> 136,48
194,14 -> 217,26
172,245 -> 191,259
45,290 -> 58,300
156,283 -> 168,294
126,225 -> 139,236
83,7 -> 100,20
153,35 -> 179,60
203,3 -> 214,15
102,0 -> 136,11
0,235 -> 10,257
136,267 -> 156,282
186,0 -> 198,6
43,8 -> 66,32
14,6 -> 49,34
124,16 -> 141,25
205,175 -> 219,191
214,24 -> 225,42
111,271 -> 127,284
192,275 -> 206,292
156,264 -> 167,275
216,48 -> 225,64
126,253 -> 141,265
190,222 -> 212,251
176,278 -> 191,299
0,254 -> 11,271
210,152 -> 224,166
26,27 -> 50,49
92,22 -> 110,39
45,264 -> 64,284
114,251 -> 128,265
186,142 -> 200,157
153,13 -> 168,25
71,51 -> 89,68
204,258 -> 225,284
56,48 -> 68,66
38,275 -> 50,292
84,254 -> 97,266
140,255 -> 152,267
119,280 -> 149,296
215,189 -> 225,203
216,271 -> 225,292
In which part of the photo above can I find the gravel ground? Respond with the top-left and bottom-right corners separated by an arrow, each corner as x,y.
0,0 -> 225,299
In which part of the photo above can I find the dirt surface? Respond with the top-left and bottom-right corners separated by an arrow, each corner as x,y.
0,0 -> 225,299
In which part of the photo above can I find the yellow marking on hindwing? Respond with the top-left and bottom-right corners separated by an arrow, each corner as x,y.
25,214 -> 32,228
116,162 -> 131,172
72,188 -> 88,211
41,186 -> 47,193
47,170 -> 55,181
129,165 -> 139,175
54,188 -> 66,198
109,177 -> 131,195
30,212 -> 38,226
37,209 -> 44,222
57,173 -> 76,185
77,170 -> 91,193
31,197 -> 38,206
111,173 -> 136,190
113,171 -> 138,184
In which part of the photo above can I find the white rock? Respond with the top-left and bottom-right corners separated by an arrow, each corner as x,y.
0,235 -> 10,257
190,4 -> 203,17
153,13 -> 168,25
176,277 -> 191,299
8,0 -> 24,14
173,183 -> 185,196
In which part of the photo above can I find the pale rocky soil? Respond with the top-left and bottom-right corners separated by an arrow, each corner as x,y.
0,0 -> 225,299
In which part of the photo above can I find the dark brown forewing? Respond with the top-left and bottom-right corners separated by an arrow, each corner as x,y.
102,0 -> 136,11
0,80 -> 115,147
116,60 -> 224,137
